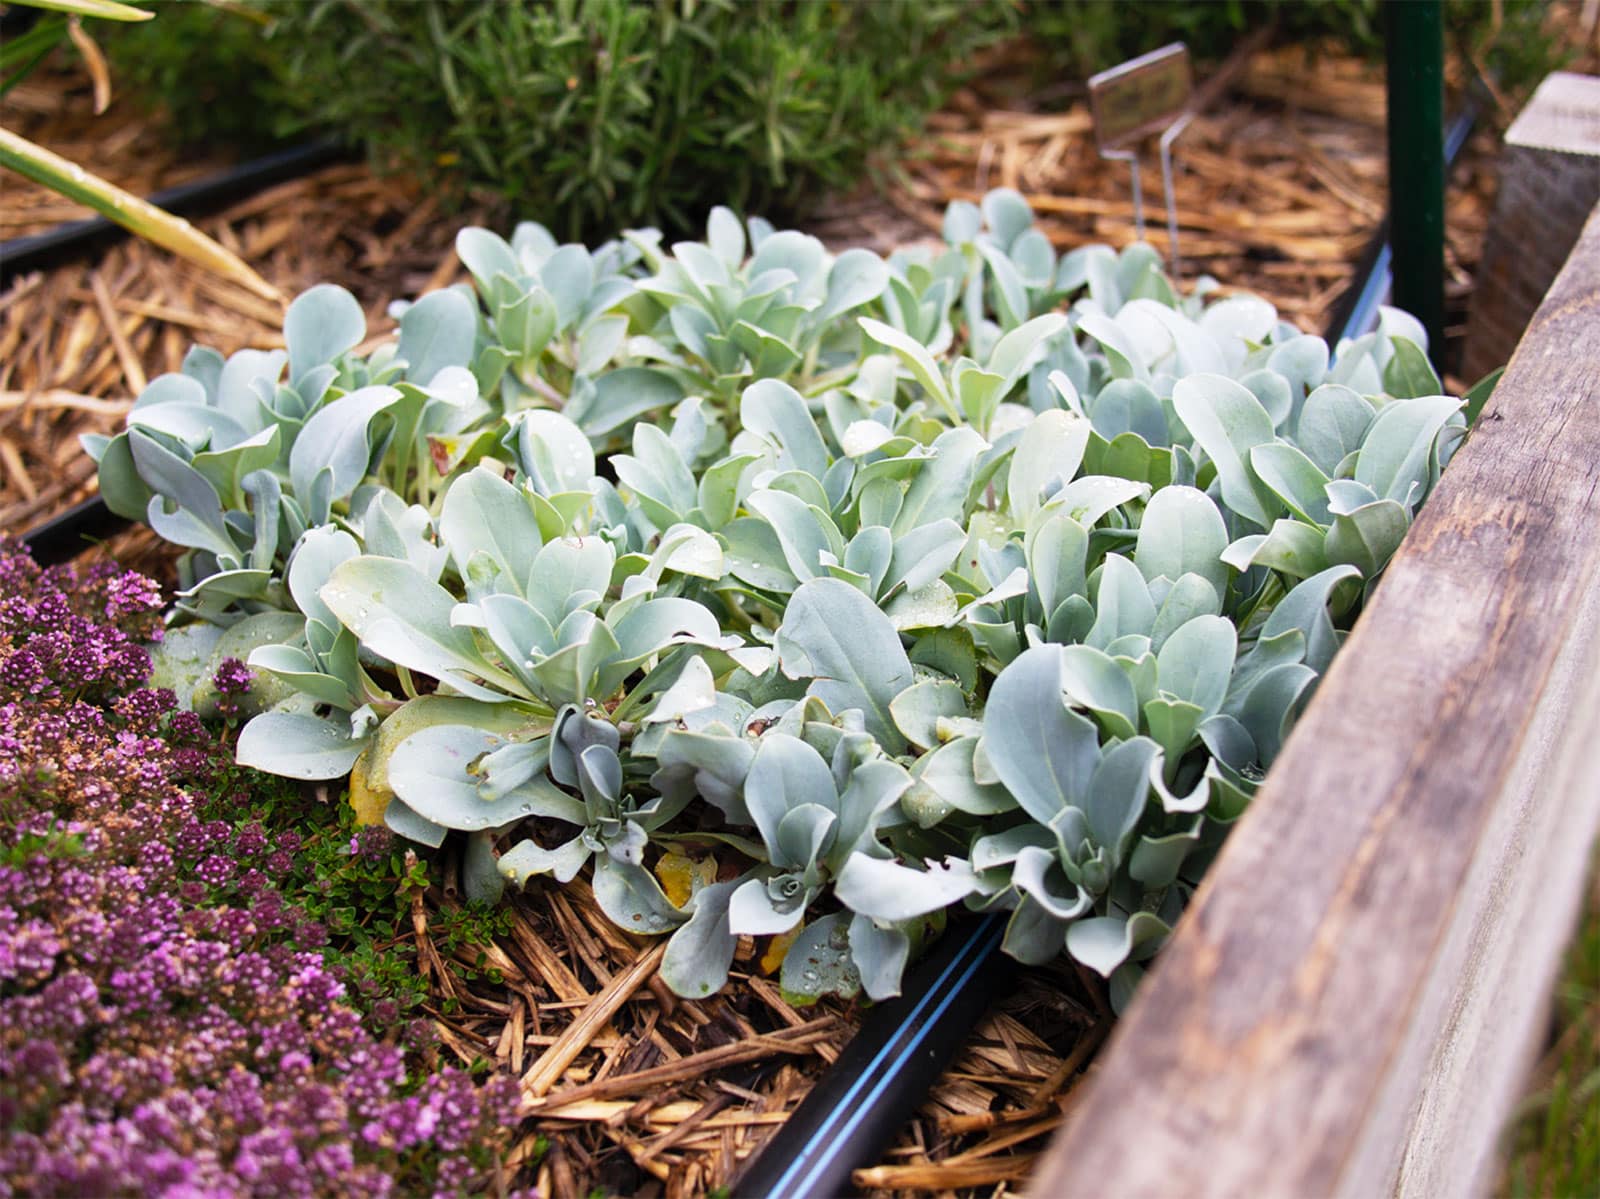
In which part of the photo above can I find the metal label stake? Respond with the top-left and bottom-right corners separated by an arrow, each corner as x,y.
1088,43 -> 1194,277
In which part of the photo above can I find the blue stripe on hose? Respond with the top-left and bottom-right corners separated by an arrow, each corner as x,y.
766,917 -> 1005,1197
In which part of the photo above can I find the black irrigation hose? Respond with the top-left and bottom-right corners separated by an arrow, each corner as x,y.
735,914 -> 1013,1198
1323,105 -> 1479,348
18,494 -> 127,568
0,138 -> 350,288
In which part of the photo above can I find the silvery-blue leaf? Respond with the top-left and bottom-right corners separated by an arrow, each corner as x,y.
1262,564 -> 1360,674
912,737 -> 1014,816
289,386 -> 401,521
1297,383 -> 1374,475
641,655 -> 717,725
575,367 -> 684,437
1155,615 -> 1235,718
1089,378 -> 1169,445
818,248 -> 889,324
462,831 -> 505,905
237,709 -> 369,779
509,409 -> 595,497
1134,485 -> 1229,598
1003,896 -> 1069,965
859,316 -> 954,414
744,733 -> 836,853
384,796 -> 448,848
549,704 -> 621,787
593,855 -> 686,936
1066,911 -> 1170,977
1149,760 -> 1210,815
779,912 -> 860,1002
1143,696 -> 1206,765
1150,573 -> 1221,650
654,727 -> 755,825
1086,554 -> 1157,650
971,823 -> 1054,873
1250,442 -> 1333,526
747,489 -> 839,582
1240,368 -> 1292,428
981,186 -> 1034,251
1129,816 -> 1207,887
248,643 -> 358,710
439,465 -> 543,595
540,244 -> 594,330
322,557 -> 513,700
1007,408 -> 1089,522
285,283 -> 365,386
1234,661 -> 1318,765
739,379 -> 830,480
455,227 -> 521,295
831,758 -> 912,868
776,578 -> 914,751
1199,713 -> 1256,771
1324,500 -> 1410,580
389,725 -> 551,831
893,426 -> 986,536
526,536 -> 614,630
886,519 -> 965,596
729,875 -> 808,936
1196,295 -> 1275,368
1048,475 -> 1150,527
774,803 -> 838,871
1076,309 -> 1147,381
1241,519 -> 1329,579
848,913 -> 911,1001
398,288 -> 476,387
1353,394 -> 1462,506
146,493 -> 239,561
1012,845 -> 1092,920
1267,335 -> 1329,429
1025,511 -> 1089,620
1171,373 -> 1277,528
499,833 -> 591,885
943,199 -> 982,244
1057,643 -> 1139,740
834,854 -> 979,922
890,679 -> 968,752
661,878 -> 740,998
1084,735 -> 1160,861
475,737 -> 550,801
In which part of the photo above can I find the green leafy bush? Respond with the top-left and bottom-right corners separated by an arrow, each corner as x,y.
87,189 -> 1469,1010
103,0 -> 1014,239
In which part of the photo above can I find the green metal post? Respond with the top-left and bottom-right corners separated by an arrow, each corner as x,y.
1385,0 -> 1446,372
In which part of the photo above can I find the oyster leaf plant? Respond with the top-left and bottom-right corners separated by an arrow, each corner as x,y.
91,190 -> 1468,1009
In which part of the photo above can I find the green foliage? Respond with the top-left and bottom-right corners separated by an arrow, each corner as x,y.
98,189 -> 1471,1011
1499,868 -> 1600,1198
106,0 -> 1015,240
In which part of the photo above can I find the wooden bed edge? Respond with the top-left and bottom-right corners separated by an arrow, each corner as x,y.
1029,200 -> 1600,1199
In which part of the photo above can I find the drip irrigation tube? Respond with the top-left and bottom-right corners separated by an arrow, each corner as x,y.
1324,106 -> 1478,350
735,914 -> 1013,1198
0,138 -> 350,288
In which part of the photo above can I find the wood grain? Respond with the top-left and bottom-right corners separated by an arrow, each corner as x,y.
1031,203 -> 1600,1198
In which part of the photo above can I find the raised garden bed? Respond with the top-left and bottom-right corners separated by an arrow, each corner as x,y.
7,18 -> 1599,1198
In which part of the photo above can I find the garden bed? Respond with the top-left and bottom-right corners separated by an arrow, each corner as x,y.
4,17 -> 1595,1199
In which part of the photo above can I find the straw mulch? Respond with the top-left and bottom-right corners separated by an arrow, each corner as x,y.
6,17 -> 1590,1193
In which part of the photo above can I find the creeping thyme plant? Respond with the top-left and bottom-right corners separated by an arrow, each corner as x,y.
87,190 -> 1469,1009
0,542 -> 529,1197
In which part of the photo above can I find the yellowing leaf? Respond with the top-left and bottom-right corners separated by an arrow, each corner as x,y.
347,748 -> 391,827
760,926 -> 801,976
654,850 -> 716,908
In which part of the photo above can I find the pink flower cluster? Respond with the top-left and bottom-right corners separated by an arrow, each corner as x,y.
0,542 -> 533,1199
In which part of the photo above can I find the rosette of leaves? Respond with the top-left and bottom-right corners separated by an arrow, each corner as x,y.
85,282 -> 491,622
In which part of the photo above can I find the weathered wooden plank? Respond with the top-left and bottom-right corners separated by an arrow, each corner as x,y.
1031,203 -> 1600,1198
